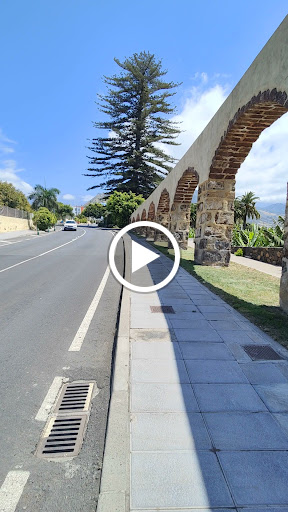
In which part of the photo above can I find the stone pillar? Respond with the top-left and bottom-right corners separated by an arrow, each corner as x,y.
154,212 -> 170,243
194,178 -> 235,266
146,226 -> 155,240
280,184 -> 288,314
169,203 -> 190,249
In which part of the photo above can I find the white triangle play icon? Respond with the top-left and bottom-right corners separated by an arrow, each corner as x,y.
131,240 -> 160,273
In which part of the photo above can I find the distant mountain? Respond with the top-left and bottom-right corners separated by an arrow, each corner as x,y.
85,193 -> 105,206
256,202 -> 285,216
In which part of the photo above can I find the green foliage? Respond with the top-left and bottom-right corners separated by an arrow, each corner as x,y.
234,248 -> 244,257
57,202 -> 74,220
75,216 -> 87,223
82,202 -> 105,219
29,184 -> 60,212
189,227 -> 195,238
234,191 -> 260,228
106,191 -> 144,228
33,207 -> 57,231
0,181 -> 31,211
190,203 -> 197,228
86,51 -> 181,198
232,217 -> 284,248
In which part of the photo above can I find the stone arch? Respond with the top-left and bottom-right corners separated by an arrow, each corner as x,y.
141,209 -> 147,221
154,189 -> 170,242
136,214 -> 140,222
146,202 -> 156,239
195,89 -> 288,266
170,168 -> 199,249
132,217 -> 136,223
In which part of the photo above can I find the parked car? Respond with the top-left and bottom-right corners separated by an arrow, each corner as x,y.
63,220 -> 77,231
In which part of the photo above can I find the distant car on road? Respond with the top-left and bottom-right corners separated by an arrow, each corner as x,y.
63,220 -> 77,231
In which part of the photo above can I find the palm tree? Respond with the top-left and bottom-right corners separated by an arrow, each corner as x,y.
29,185 -> 60,212
236,192 -> 260,229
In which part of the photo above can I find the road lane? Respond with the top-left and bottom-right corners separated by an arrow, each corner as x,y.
0,227 -> 124,511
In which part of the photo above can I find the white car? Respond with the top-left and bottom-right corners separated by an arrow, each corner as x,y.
63,220 -> 77,231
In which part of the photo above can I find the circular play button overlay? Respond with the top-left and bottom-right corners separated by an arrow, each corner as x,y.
108,221 -> 180,293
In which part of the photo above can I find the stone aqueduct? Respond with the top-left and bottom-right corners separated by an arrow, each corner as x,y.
130,16 -> 288,313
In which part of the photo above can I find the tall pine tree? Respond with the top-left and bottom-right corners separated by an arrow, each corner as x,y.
85,51 -> 181,198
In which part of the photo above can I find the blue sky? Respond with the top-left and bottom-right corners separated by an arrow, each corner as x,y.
0,1 -> 287,205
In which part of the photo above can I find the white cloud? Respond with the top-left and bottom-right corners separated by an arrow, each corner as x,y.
0,159 -> 33,194
161,74 -> 288,203
62,193 -> 75,200
0,128 -> 16,155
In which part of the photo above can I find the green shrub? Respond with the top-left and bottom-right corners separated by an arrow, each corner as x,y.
234,248 -> 244,257
33,207 -> 57,231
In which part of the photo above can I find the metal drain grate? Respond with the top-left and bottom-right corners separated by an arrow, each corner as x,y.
150,306 -> 175,314
54,381 -> 94,414
37,415 -> 87,458
243,345 -> 284,361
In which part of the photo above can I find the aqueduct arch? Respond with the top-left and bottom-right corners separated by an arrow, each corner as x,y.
155,189 -> 170,241
170,169 -> 198,249
131,16 -> 288,313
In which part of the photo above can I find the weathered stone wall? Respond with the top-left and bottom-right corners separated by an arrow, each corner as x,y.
232,246 -> 283,266
280,187 -> 288,313
194,179 -> 235,265
0,215 -> 30,233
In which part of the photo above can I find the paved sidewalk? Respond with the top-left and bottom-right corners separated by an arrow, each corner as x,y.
129,239 -> 288,510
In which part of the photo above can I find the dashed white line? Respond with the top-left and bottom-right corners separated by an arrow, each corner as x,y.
68,265 -> 110,351
0,229 -> 86,274
0,471 -> 29,512
35,376 -> 67,421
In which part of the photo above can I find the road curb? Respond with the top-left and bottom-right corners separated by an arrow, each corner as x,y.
97,235 -> 131,512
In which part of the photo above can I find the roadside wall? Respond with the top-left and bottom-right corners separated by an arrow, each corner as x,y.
232,246 -> 283,266
0,215 -> 30,233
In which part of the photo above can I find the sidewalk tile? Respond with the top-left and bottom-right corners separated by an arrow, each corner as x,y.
209,320 -> 243,331
185,361 -> 248,383
173,328 -> 222,342
180,342 -> 235,360
217,331 -> 260,344
130,328 -> 176,342
239,363 -> 287,384
219,451 -> 288,505
131,383 -> 199,412
131,359 -> 189,383
169,318 -> 213,329
198,305 -> 230,313
131,451 -> 234,509
131,412 -> 212,451
131,341 -> 182,360
254,383 -> 288,412
274,413 -> 288,435
193,384 -> 268,412
204,412 -> 288,450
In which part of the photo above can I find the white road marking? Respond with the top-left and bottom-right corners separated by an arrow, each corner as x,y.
0,471 -> 29,512
0,229 -> 86,273
68,265 -> 110,351
35,376 -> 68,421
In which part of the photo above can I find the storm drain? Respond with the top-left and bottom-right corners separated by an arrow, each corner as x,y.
54,381 -> 94,414
36,415 -> 87,458
243,345 -> 284,361
36,381 -> 94,459
150,306 -> 175,314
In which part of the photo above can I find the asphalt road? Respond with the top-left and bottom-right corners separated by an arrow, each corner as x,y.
0,227 -> 124,511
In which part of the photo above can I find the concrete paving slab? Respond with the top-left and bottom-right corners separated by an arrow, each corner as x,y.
131,510 -> 234,512
131,341 -> 182,360
209,320 -> 244,331
204,412 -> 288,450
131,315 -> 169,329
226,343 -> 255,362
173,328 -> 222,342
131,383 -> 199,412
201,312 -> 239,320
239,363 -> 287,384
179,342 -> 235,360
274,413 -> 288,435
130,328 -> 176,342
169,318 -> 213,329
131,359 -> 189,383
185,360 -> 248,383
219,451 -> 288,505
217,331 -> 261,344
131,451 -> 234,509
193,384 -> 268,412
198,305 -> 230,313
131,412 -> 212,451
255,383 -> 288,412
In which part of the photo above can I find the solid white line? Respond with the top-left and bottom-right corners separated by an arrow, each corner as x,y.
68,265 -> 110,351
0,471 -> 29,512
0,229 -> 86,274
35,376 -> 67,421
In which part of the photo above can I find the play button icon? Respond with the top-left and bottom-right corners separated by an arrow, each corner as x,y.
108,221 -> 180,293
131,240 -> 160,273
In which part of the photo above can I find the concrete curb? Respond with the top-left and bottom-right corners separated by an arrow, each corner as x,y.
97,235 -> 131,512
